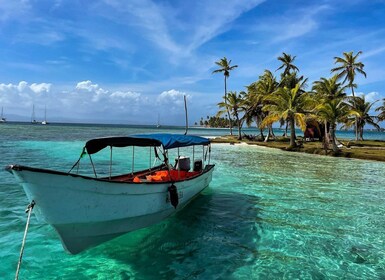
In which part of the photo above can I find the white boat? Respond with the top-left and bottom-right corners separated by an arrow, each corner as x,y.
6,133 -> 214,254
41,106 -> 48,125
0,107 -> 6,123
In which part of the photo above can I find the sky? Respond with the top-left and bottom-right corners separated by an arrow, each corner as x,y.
0,0 -> 385,126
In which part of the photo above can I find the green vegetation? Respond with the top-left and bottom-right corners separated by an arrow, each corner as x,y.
205,51 -> 385,155
195,116 -> 236,127
211,135 -> 385,162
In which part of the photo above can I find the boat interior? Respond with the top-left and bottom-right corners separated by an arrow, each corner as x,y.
105,158 -> 204,183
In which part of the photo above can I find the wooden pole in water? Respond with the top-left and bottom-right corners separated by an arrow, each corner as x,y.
184,95 -> 188,135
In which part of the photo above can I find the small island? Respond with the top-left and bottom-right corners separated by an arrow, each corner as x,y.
211,135 -> 385,162
207,52 -> 385,162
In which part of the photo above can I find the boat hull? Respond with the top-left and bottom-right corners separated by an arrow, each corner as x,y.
8,165 -> 214,254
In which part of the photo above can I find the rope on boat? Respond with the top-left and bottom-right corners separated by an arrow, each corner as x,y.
15,200 -> 35,280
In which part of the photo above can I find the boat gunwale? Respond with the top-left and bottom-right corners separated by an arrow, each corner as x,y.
6,164 -> 215,184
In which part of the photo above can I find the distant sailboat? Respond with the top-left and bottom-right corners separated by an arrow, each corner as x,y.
0,107 -> 6,123
31,104 -> 38,124
42,106 -> 48,125
156,113 -> 161,128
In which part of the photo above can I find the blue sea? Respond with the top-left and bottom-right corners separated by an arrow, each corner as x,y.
1,122 -> 385,279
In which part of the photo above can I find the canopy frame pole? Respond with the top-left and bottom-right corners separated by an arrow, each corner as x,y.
68,147 -> 86,174
208,144 -> 211,164
132,146 -> 135,174
192,146 -> 195,167
89,153 -> 97,178
177,148 -> 180,179
163,149 -> 173,182
202,146 -> 205,165
149,147 -> 152,171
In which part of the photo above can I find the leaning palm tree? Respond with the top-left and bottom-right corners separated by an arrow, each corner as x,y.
212,57 -> 238,135
217,91 -> 245,140
331,51 -> 366,140
262,83 -> 313,148
344,95 -> 380,140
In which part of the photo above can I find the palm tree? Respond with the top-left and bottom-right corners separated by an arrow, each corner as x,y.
217,91 -> 245,140
312,75 -> 347,101
212,57 -> 238,135
278,72 -> 308,137
331,51 -> 367,140
376,98 -> 385,122
344,95 -> 380,140
244,83 -> 265,138
276,52 -> 299,76
315,98 -> 352,152
244,70 -> 278,140
312,75 -> 347,144
262,83 -> 313,148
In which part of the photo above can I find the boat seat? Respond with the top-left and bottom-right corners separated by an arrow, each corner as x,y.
135,170 -> 200,183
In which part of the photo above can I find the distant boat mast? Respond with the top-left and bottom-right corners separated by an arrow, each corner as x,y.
42,105 -> 48,125
31,104 -> 37,124
156,113 -> 161,128
0,107 -> 6,123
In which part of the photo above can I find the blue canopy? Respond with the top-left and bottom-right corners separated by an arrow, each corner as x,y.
134,133 -> 210,149
85,133 -> 210,154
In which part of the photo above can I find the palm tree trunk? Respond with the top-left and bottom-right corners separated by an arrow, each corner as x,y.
289,117 -> 296,147
330,124 -> 339,152
264,125 -> 275,142
264,133 -> 269,142
259,127 -> 264,140
236,115 -> 242,140
324,120 -> 329,143
270,125 -> 276,138
322,120 -> 330,153
359,125 -> 364,141
238,123 -> 242,140
224,76 -> 233,135
351,86 -> 359,141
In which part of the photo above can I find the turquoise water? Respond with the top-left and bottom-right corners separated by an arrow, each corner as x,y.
1,123 -> 385,279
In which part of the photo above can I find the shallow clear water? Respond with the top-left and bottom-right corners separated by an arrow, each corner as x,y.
1,123 -> 385,279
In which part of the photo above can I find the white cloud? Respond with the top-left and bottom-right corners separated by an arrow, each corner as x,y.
0,80 -> 214,125
76,80 -> 101,92
110,91 -> 141,100
17,81 -> 28,92
157,89 -> 189,106
0,81 -> 51,94
30,83 -> 52,94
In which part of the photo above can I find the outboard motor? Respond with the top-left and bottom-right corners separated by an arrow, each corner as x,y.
168,184 -> 179,209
